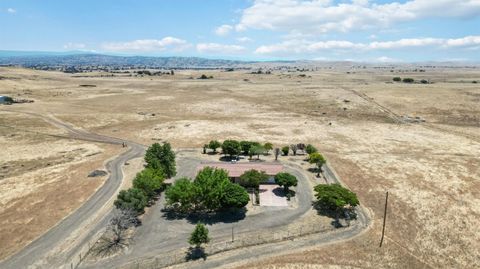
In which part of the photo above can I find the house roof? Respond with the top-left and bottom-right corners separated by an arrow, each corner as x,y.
196,162 -> 283,178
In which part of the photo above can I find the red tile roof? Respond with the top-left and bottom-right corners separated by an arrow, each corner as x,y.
197,162 -> 283,178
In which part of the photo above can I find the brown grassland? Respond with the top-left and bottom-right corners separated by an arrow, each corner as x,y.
0,66 -> 479,268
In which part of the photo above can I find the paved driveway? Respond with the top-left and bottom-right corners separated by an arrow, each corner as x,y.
259,184 -> 288,207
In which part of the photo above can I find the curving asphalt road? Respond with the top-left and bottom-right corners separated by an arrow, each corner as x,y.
0,112 -> 145,269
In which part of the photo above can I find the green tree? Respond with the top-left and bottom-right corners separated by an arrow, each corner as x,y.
222,183 -> 250,208
274,172 -> 298,193
305,144 -> 318,155
145,142 -> 176,178
208,140 -> 221,153
221,140 -> 241,158
189,223 -> 210,248
249,145 -> 265,160
314,183 -> 359,212
263,142 -> 273,153
239,169 -> 269,189
166,168 -> 249,213
114,188 -> 148,214
309,152 -> 326,177
393,77 -> 401,82
402,78 -> 414,83
281,146 -> 289,156
132,168 -> 165,199
165,178 -> 196,212
240,141 -> 260,155
194,167 -> 231,211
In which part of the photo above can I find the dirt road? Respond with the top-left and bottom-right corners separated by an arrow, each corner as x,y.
0,113 -> 145,269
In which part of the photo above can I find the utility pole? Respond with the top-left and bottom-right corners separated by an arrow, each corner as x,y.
379,191 -> 389,247
231,225 -> 234,242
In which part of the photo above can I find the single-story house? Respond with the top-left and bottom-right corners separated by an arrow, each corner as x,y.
196,162 -> 283,184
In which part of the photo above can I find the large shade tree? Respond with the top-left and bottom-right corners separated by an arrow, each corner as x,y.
145,142 -> 176,178
221,140 -> 242,158
165,167 -> 249,213
314,184 -> 359,212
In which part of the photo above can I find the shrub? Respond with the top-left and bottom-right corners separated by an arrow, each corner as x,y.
420,79 -> 429,84
281,146 -> 289,156
392,77 -> 401,82
189,223 -> 210,248
114,188 -> 148,214
402,78 -> 414,83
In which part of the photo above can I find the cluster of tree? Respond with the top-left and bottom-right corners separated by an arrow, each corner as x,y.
114,142 -> 175,214
393,77 -> 416,83
135,70 -> 174,76
314,183 -> 359,219
205,140 -> 273,160
198,74 -> 214,79
165,167 -> 249,213
114,167 -> 165,214
280,143 -> 316,156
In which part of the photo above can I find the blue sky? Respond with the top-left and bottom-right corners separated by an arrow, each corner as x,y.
1,0 -> 480,61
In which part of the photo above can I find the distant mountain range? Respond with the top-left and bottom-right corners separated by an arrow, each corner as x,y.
0,51 -> 257,69
0,50 -> 478,69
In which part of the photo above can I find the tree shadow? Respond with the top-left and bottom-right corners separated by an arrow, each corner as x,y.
161,207 -> 247,225
313,202 -> 357,228
272,187 -> 286,197
186,246 -> 207,261
219,156 -> 239,162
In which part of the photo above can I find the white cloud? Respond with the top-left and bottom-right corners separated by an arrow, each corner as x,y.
215,24 -> 233,36
7,8 -> 16,14
196,43 -> 246,54
255,35 -> 480,55
237,0 -> 480,34
237,37 -> 253,43
63,42 -> 86,50
102,37 -> 190,52
375,56 -> 400,63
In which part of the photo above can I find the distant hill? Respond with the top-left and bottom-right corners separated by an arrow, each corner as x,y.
0,52 -> 254,69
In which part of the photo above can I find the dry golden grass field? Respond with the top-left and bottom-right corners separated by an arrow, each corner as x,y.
0,66 -> 479,268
